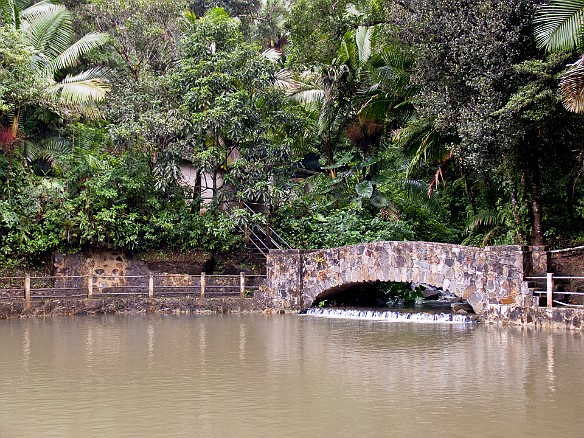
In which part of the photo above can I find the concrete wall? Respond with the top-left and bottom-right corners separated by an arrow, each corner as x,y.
264,242 -> 537,314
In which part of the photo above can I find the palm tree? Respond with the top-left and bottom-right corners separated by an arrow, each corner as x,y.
284,27 -> 374,178
534,0 -> 584,112
0,0 -> 110,137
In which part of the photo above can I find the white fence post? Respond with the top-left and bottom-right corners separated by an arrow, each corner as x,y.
87,275 -> 93,299
240,272 -> 245,298
547,272 -> 554,308
24,273 -> 31,304
200,272 -> 206,298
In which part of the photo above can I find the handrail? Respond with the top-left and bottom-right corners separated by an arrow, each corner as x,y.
239,201 -> 292,251
550,245 -> 584,254
526,273 -> 584,308
0,272 -> 265,301
270,228 -> 292,250
249,223 -> 283,250
246,226 -> 269,256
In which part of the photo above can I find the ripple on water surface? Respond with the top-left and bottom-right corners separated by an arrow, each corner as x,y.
0,314 -> 583,438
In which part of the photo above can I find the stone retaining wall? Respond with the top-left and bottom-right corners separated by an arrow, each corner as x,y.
264,242 -> 536,314
50,251 -> 258,294
0,296 -> 263,319
482,305 -> 584,330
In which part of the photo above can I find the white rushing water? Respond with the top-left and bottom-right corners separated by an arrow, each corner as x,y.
304,307 -> 477,323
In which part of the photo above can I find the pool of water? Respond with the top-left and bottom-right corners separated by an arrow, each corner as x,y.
1,314 -> 583,437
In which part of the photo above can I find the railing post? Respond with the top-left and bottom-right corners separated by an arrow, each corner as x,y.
148,275 -> 154,298
265,223 -> 271,248
24,273 -> 31,304
240,272 -> 245,298
547,272 -> 554,308
200,272 -> 206,298
87,275 -> 93,299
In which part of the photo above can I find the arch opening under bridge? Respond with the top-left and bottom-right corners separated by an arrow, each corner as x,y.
263,241 -> 547,314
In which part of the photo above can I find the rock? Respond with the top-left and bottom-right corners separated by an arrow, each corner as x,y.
451,303 -> 474,314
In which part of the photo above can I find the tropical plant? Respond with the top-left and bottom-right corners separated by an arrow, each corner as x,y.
175,8 -> 307,209
534,0 -> 584,112
80,0 -> 185,81
288,26 -> 374,178
0,0 -> 110,137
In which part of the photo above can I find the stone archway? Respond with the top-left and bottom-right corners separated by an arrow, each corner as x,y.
264,242 -> 537,314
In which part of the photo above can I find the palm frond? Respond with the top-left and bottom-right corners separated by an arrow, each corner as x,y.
355,26 -> 372,65
465,208 -> 505,233
394,118 -> 449,178
0,0 -> 18,27
51,32 -> 109,71
23,136 -> 72,163
463,207 -> 514,246
290,88 -> 325,104
398,179 -> 443,214
21,1 -> 72,58
274,69 -> 302,93
534,0 -> 584,51
560,55 -> 584,112
43,67 -> 110,118
260,48 -> 281,63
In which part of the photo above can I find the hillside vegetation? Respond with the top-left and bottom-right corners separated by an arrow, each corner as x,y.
2,0 -> 584,267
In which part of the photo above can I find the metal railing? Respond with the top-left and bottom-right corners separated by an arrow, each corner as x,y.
525,273 -> 584,308
239,202 -> 292,255
0,273 -> 266,303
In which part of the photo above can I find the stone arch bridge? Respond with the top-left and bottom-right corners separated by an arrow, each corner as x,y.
263,242 -> 548,314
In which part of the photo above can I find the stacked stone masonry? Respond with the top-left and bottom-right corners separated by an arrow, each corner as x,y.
51,251 -> 252,294
264,242 -> 538,314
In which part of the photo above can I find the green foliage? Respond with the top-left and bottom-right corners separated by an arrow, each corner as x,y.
276,205 -> 415,249
175,8 -> 308,207
80,0 -> 186,79
4,0 -> 584,267
285,0 -> 351,68
0,25 -> 40,116
0,130 -> 242,264
378,281 -> 424,307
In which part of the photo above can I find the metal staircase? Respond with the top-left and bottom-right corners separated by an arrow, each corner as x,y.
237,202 -> 292,260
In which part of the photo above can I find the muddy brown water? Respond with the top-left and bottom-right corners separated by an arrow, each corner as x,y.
1,314 -> 583,437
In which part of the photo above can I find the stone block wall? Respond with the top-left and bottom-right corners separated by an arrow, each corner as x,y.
265,242 -> 535,314
52,251 -> 212,294
50,251 -> 261,296
483,304 -> 584,330
53,251 -> 149,292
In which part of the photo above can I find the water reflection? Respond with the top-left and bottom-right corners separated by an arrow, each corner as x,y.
1,315 -> 583,438
147,321 -> 154,366
547,334 -> 556,392
22,320 -> 30,372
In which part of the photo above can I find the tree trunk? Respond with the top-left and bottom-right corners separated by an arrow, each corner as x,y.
525,132 -> 544,246
530,176 -> 544,246
323,140 -> 336,179
460,166 -> 477,215
509,182 -> 524,244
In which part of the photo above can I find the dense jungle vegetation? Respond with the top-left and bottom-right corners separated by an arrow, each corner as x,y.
2,0 -> 584,267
